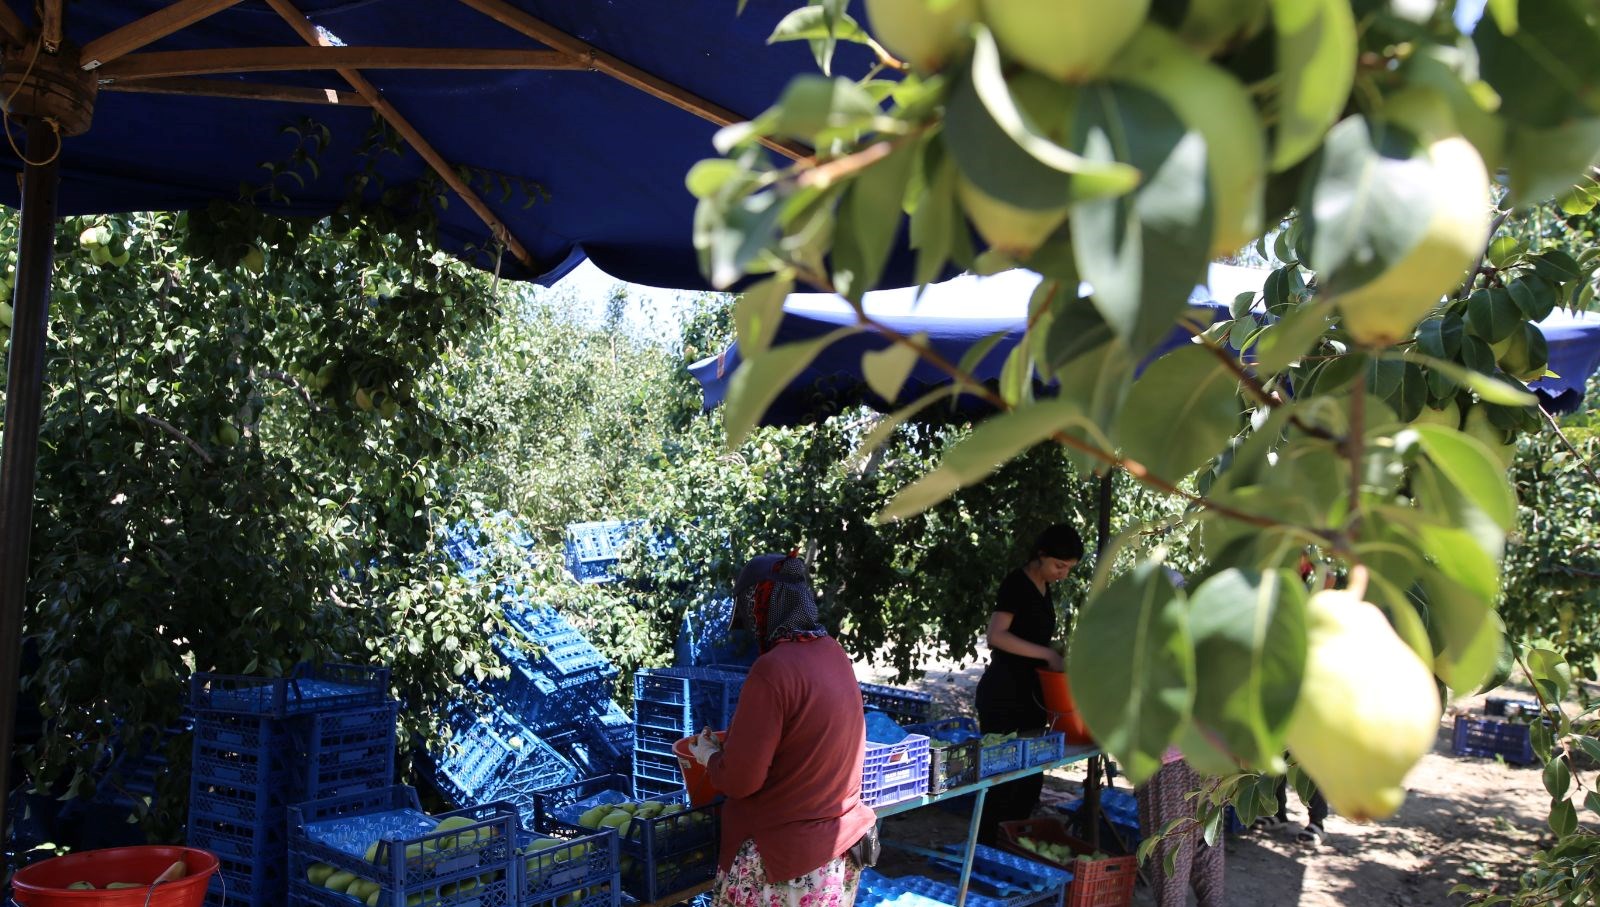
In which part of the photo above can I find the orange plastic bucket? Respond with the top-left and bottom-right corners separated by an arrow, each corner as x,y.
11,845 -> 218,907
673,731 -> 727,806
1037,669 -> 1093,745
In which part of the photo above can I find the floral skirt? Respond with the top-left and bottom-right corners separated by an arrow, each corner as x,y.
712,839 -> 861,907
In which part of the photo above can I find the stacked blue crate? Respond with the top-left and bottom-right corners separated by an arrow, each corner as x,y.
429,708 -> 579,828
629,668 -> 747,798
435,519 -> 637,791
187,664 -> 396,907
673,598 -> 757,669
563,520 -> 641,584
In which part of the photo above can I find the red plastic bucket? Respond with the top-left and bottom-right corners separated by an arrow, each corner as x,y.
1037,669 -> 1093,745
673,731 -> 727,807
10,846 -> 218,907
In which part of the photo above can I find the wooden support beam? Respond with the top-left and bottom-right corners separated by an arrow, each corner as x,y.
457,0 -> 809,162
40,0 -> 61,51
101,76 -> 369,106
263,0 -> 536,269
98,46 -> 583,81
0,3 -> 27,48
81,0 -> 246,69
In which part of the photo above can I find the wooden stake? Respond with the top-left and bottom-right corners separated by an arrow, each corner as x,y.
81,0 -> 245,69
457,0 -> 809,162
263,0 -> 535,269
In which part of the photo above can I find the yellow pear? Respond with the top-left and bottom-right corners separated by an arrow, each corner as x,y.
1286,589 -> 1441,821
980,0 -> 1149,82
1328,94 -> 1491,347
864,0 -> 978,72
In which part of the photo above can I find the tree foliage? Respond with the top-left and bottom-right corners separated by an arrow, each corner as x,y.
691,0 -> 1600,833
1,136 -> 517,839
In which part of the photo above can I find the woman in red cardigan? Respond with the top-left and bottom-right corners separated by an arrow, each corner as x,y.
688,553 -> 877,907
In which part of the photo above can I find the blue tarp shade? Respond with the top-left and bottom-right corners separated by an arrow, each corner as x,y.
692,270 -> 1600,425
689,270 -> 1231,426
1533,309 -> 1600,414
1,1 -> 905,291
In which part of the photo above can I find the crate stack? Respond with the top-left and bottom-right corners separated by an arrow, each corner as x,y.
433,518 -> 636,796
630,668 -> 748,799
187,664 -> 397,907
1452,696 -> 1541,765
430,708 -> 580,822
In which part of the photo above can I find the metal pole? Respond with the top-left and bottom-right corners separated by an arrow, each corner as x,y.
1083,470 -> 1115,852
0,116 -> 62,838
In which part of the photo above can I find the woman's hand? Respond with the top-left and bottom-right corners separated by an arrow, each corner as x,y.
688,729 -> 721,766
1044,649 -> 1064,673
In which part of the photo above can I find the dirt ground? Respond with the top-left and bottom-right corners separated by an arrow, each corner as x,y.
857,652 -> 1552,906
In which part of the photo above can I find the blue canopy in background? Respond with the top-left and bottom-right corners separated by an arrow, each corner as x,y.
692,268 -> 1600,426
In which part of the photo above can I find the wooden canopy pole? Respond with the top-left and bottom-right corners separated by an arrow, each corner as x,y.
0,116 -> 64,846
457,0 -> 810,162
98,46 -> 583,81
80,0 -> 245,69
0,2 -> 25,48
263,0 -> 536,269
102,77 -> 369,107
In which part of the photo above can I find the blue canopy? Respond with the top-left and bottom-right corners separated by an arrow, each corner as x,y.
690,268 -> 1240,426
0,1 -> 902,291
691,268 -> 1600,424
1535,309 -> 1600,413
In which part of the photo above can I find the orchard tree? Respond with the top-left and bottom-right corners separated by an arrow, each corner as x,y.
0,124 -> 517,840
691,0 -> 1600,856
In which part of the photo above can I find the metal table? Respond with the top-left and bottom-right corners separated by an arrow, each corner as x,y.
875,745 -> 1100,907
641,745 -> 1099,907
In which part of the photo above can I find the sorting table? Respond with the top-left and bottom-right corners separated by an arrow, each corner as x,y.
874,745 -> 1100,907
638,745 -> 1099,907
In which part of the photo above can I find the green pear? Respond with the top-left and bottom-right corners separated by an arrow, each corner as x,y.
1286,589 -> 1441,821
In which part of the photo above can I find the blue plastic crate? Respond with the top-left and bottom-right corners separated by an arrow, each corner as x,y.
673,598 -> 758,670
862,734 -> 931,808
1020,732 -> 1066,769
516,829 -> 618,904
929,843 -> 1073,894
207,842 -> 288,907
860,683 -> 934,725
633,668 -> 745,732
633,723 -> 685,756
631,776 -> 685,801
564,521 -> 639,584
288,785 -> 517,907
908,718 -> 1020,779
430,711 -> 578,816
532,775 -> 720,904
522,876 -> 621,907
1453,715 -> 1537,765
904,717 -> 978,794
190,663 -> 390,718
1485,696 -> 1542,720
632,750 -> 682,786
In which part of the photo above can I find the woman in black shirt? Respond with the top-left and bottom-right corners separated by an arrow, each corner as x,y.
975,523 -> 1084,844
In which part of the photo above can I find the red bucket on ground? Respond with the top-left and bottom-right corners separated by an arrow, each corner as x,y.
1037,669 -> 1093,745
673,731 -> 727,806
10,845 -> 218,907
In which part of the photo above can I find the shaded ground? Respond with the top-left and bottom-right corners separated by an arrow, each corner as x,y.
857,650 -> 1551,906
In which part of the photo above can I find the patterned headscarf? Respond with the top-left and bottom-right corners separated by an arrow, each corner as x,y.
733,552 -> 827,652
